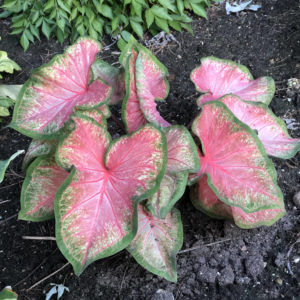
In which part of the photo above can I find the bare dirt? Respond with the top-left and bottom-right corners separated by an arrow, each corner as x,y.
0,0 -> 299,299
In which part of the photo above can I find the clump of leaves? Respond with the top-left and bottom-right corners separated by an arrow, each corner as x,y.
0,84 -> 22,122
7,37 -> 299,282
0,0 -> 213,51
0,47 -> 22,121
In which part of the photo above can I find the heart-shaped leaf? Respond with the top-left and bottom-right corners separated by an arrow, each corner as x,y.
122,46 -> 147,133
191,57 -> 275,106
22,139 -> 55,171
19,156 -> 69,221
0,150 -> 25,183
191,175 -> 286,228
146,126 -> 200,218
135,48 -> 170,127
192,101 -> 284,212
55,115 -> 167,275
11,37 -> 112,139
127,205 -> 183,282
92,59 -> 125,105
220,95 -> 300,159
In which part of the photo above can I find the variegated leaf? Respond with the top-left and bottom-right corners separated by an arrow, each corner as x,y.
11,37 -> 112,139
122,46 -> 147,133
92,59 -> 125,104
135,48 -> 170,127
147,126 -> 200,218
191,175 -> 286,228
220,95 -> 300,159
22,139 -> 55,171
192,101 -> 284,212
191,57 -> 275,106
19,156 -> 68,221
127,205 -> 183,282
55,116 -> 167,275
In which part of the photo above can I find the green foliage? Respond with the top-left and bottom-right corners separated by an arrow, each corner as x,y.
0,0 -> 213,51
0,50 -> 21,78
0,84 -> 22,122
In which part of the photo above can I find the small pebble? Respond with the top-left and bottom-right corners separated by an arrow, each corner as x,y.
276,278 -> 283,285
293,256 -> 300,263
241,245 -> 247,251
293,191 -> 300,208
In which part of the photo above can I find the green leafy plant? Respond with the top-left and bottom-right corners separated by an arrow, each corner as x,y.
6,37 -> 299,282
0,84 -> 22,122
0,0 -> 213,51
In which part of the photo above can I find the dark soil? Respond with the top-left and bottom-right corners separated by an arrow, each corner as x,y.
1,0 -> 299,299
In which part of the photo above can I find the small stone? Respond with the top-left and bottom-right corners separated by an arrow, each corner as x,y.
197,265 -> 218,284
293,191 -> 300,208
218,266 -> 235,285
293,256 -> 300,263
245,255 -> 264,278
264,262 -> 267,268
241,245 -> 247,251
151,289 -> 174,300
177,55 -> 182,59
275,253 -> 285,267
275,278 -> 283,285
270,59 -> 275,65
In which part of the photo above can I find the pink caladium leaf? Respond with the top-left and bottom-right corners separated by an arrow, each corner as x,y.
55,115 -> 167,275
19,156 -> 68,221
74,110 -> 107,129
97,104 -> 111,118
127,205 -> 183,282
191,57 -> 275,106
122,46 -> 147,133
11,37 -> 112,139
192,101 -> 284,212
92,59 -> 125,105
147,172 -> 188,219
22,139 -> 56,171
191,175 -> 286,228
147,126 -> 200,218
135,48 -> 171,127
219,95 -> 300,159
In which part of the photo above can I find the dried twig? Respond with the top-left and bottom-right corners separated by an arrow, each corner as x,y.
0,181 -> 23,190
26,262 -> 70,291
179,238 -> 232,254
0,213 -> 18,225
286,238 -> 300,277
22,236 -> 56,241
0,199 -> 11,205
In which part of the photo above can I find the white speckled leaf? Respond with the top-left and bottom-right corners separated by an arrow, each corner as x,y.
11,38 -> 112,139
146,126 -> 200,218
220,94 -> 300,159
135,49 -> 170,127
22,139 -> 56,171
127,205 -> 183,282
55,117 -> 166,275
92,59 -> 125,104
191,175 -> 285,228
122,47 -> 147,133
19,156 -> 68,221
191,57 -> 275,105
192,101 -> 284,212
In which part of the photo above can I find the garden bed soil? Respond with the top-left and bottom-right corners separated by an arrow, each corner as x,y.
0,0 -> 299,299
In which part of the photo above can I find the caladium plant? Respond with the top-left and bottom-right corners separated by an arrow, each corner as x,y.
190,56 -> 275,106
8,36 -> 299,283
121,37 -> 171,133
10,38 -> 112,139
189,101 -> 286,226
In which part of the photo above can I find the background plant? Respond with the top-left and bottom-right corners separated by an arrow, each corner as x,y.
0,0 -> 213,51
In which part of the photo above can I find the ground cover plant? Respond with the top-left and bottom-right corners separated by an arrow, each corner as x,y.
3,34 -> 299,284
0,0 -> 214,51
